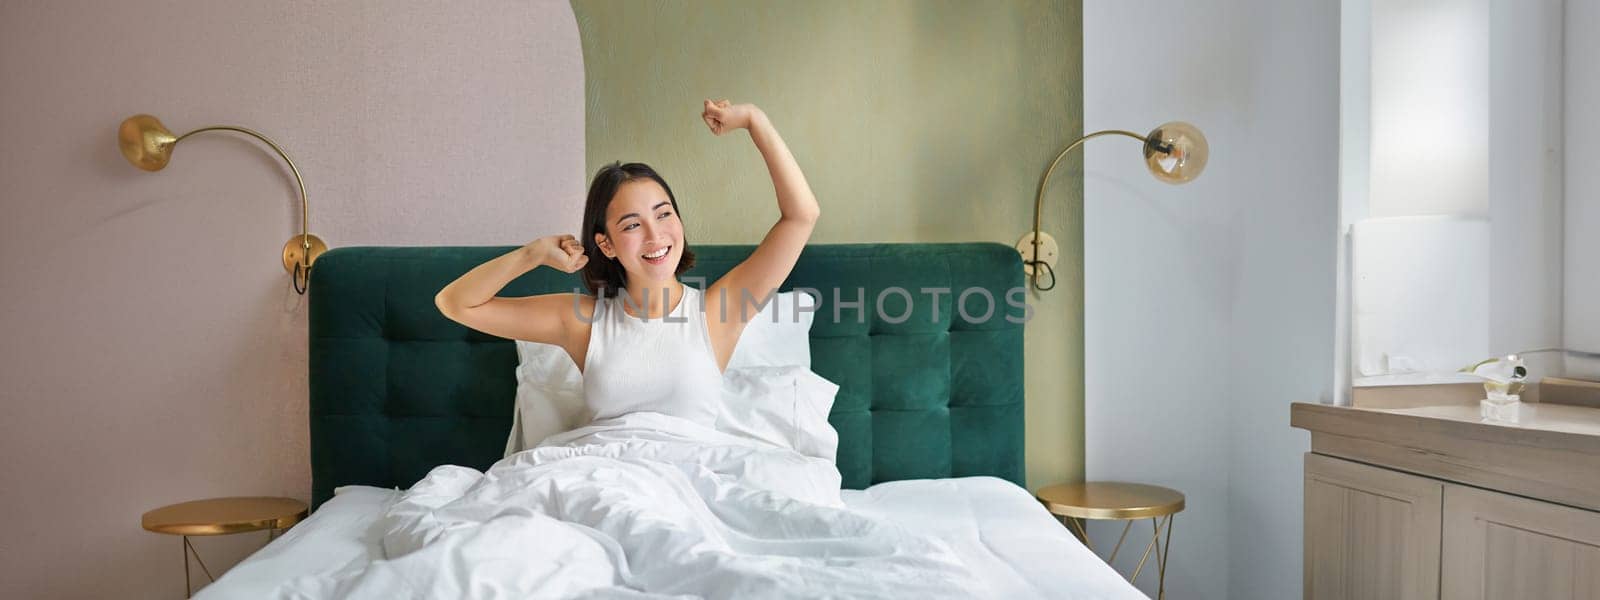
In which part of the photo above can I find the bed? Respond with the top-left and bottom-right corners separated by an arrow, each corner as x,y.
197,243 -> 1142,598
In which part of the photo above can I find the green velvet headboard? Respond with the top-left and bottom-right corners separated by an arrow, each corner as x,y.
308,243 -> 1026,508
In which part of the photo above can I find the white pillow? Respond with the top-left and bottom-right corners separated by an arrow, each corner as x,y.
718,365 -> 840,463
726,289 -> 818,369
504,288 -> 819,457
503,340 -> 586,457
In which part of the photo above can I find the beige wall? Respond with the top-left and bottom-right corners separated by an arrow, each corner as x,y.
572,0 -> 1085,488
0,1 -> 584,597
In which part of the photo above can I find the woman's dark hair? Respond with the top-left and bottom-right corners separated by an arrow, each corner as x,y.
580,161 -> 696,297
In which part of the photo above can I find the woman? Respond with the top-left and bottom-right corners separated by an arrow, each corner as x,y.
435,99 -> 819,428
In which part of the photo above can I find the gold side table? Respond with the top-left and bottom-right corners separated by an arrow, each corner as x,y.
141,496 -> 308,598
1036,482 -> 1184,599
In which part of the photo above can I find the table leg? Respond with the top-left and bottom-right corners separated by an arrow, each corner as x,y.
1064,516 -> 1094,553
1067,517 -> 1136,564
1129,514 -> 1170,584
1157,514 -> 1174,600
1107,519 -> 1134,564
182,536 -> 190,599
183,536 -> 215,587
1151,518 -> 1163,567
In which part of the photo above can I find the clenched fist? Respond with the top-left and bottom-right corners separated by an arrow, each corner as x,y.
701,99 -> 761,136
526,234 -> 588,274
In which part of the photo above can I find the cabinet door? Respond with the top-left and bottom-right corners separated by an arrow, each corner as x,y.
1304,453 -> 1443,600
1441,484 -> 1600,599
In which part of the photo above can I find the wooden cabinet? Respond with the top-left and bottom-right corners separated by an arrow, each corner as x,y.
1441,483 -> 1600,599
1304,453 -> 1442,600
1293,400 -> 1600,599
1304,453 -> 1600,599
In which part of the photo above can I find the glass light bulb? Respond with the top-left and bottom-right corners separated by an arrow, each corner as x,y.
1142,121 -> 1208,184
118,114 -> 177,172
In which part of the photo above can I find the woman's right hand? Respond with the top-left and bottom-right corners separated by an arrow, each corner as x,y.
528,234 -> 589,274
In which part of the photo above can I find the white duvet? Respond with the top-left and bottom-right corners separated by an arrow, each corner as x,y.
284,412 -> 982,599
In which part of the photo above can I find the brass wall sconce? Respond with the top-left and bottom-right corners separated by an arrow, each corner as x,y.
117,115 -> 327,294
1020,122 -> 1208,291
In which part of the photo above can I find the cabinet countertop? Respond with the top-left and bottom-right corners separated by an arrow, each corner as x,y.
1374,402 -> 1600,436
1291,400 -> 1600,512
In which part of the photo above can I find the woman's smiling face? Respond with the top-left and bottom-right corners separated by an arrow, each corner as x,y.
596,179 -> 684,285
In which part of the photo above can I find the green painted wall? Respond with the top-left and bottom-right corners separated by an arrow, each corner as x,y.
571,0 -> 1084,488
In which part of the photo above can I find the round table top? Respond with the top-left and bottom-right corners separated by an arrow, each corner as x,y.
141,496 -> 308,536
1036,482 -> 1185,520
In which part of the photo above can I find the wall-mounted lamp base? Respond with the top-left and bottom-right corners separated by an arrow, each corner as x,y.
1015,231 -> 1059,277
282,234 -> 327,276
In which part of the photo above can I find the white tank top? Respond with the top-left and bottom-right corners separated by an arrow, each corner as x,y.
582,285 -> 722,427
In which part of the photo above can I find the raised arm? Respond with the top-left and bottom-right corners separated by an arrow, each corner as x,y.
434,235 -> 592,358
701,101 -> 820,329
695,101 -> 819,369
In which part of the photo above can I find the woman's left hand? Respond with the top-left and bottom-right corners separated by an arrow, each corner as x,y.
701,99 -> 759,136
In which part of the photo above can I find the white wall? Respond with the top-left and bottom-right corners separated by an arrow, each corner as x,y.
1566,0 -> 1600,376
1489,0 -> 1565,359
1218,4 -> 1340,597
1083,1 -> 1338,598
1334,0 -> 1371,405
